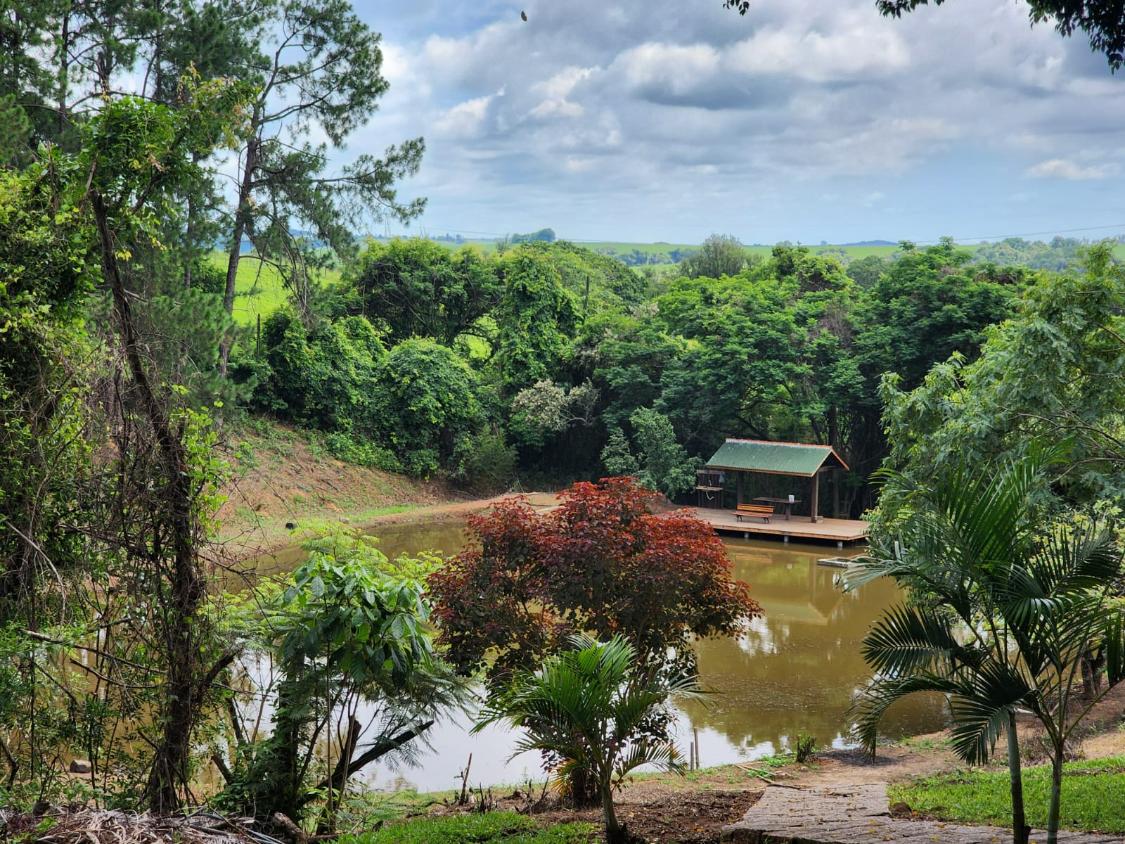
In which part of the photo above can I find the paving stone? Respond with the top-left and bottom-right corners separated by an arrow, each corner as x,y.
720,782 -> 1124,844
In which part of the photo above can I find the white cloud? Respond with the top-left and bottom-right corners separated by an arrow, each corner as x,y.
434,91 -> 501,139
724,12 -> 909,82
345,0 -> 1125,240
1027,158 -> 1119,180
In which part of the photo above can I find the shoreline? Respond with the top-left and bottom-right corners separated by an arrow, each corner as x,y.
217,490 -> 561,563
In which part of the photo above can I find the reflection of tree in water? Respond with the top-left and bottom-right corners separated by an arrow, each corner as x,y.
677,541 -> 947,755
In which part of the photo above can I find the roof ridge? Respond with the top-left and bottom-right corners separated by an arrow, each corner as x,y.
724,438 -> 832,449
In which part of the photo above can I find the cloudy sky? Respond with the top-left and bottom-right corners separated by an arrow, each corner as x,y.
343,0 -> 1125,244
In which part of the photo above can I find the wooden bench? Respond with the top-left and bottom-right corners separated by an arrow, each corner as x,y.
733,503 -> 774,523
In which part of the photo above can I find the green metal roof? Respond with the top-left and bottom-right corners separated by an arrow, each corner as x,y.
705,439 -> 848,476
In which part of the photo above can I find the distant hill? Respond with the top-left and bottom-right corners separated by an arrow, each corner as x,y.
841,239 -> 897,247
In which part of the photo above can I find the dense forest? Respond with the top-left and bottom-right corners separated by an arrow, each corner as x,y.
242,232 -> 1103,519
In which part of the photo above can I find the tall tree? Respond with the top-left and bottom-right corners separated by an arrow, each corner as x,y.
219,0 -> 425,369
82,79 -> 250,813
678,233 -> 750,279
348,239 -> 500,344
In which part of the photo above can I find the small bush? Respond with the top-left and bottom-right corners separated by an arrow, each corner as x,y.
453,431 -> 517,493
324,432 -> 402,472
341,811 -> 596,843
794,733 -> 817,763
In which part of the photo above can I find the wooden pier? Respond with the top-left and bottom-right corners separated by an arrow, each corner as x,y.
688,507 -> 868,546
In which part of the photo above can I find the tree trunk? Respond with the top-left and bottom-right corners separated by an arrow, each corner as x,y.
601,778 -> 626,844
567,764 -> 600,808
220,134 -> 260,376
1046,748 -> 1064,844
93,193 -> 205,814
1006,712 -> 1029,844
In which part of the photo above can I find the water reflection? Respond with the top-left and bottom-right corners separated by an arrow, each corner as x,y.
245,518 -> 947,791
681,539 -> 946,757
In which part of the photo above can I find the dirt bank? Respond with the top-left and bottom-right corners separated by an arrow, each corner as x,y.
214,422 -> 560,560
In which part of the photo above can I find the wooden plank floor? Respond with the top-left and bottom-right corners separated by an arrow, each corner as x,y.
688,507 -> 869,545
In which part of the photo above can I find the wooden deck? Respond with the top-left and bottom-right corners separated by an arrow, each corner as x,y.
688,507 -> 869,546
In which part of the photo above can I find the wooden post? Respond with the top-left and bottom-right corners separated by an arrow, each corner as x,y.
810,471 -> 820,523
736,471 -> 744,507
832,466 -> 840,518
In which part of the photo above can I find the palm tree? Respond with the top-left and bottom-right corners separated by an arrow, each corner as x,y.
475,634 -> 702,844
851,450 -> 1125,844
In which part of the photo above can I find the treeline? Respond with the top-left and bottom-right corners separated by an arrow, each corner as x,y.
240,234 -> 1030,515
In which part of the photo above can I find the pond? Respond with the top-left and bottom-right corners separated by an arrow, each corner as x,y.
247,518 -> 947,793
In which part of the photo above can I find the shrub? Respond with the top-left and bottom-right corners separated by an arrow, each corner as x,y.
452,431 -> 517,493
324,432 -> 402,472
794,733 -> 817,763
477,636 -> 701,844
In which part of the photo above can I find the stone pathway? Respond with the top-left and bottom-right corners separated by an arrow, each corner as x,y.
720,782 -> 1123,843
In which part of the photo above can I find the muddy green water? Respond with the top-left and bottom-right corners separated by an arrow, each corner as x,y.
249,519 -> 946,792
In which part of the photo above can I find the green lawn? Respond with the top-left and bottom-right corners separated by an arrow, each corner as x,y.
889,756 -> 1125,834
339,812 -> 596,843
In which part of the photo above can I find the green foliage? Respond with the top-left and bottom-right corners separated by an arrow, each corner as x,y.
493,248 -> 580,394
452,430 -> 518,494
601,408 -> 698,499
793,733 -> 817,763
348,239 -> 500,344
477,635 -> 701,842
889,758 -> 1125,834
854,238 -> 1017,393
255,310 -> 385,431
972,236 -> 1092,272
876,244 -> 1125,533
372,338 -> 484,475
677,233 -> 750,279
219,526 -> 461,826
342,812 -> 597,844
0,160 -> 96,614
324,432 -> 403,472
600,427 -> 639,476
511,227 -> 557,244
852,450 -> 1125,842
519,241 -> 647,308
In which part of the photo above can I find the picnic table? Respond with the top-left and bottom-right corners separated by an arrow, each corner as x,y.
752,496 -> 801,520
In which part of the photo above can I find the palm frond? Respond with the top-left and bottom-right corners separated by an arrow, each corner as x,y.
851,673 -> 961,753
947,660 -> 1033,765
861,604 -> 967,676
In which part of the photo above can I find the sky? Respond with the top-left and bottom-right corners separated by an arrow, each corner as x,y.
338,0 -> 1125,245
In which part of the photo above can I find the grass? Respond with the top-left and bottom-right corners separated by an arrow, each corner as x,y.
339,812 -> 597,843
209,252 -> 341,327
889,756 -> 1125,834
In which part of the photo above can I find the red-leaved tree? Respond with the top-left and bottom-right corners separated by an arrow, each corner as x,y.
429,477 -> 760,683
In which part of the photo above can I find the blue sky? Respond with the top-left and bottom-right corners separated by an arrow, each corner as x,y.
339,0 -> 1125,244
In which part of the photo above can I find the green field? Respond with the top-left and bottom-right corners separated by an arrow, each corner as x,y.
210,253 -> 340,326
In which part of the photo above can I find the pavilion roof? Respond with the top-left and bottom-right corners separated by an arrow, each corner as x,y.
704,438 -> 848,477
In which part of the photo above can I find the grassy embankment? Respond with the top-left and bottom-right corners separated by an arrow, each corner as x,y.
216,421 -> 455,557
342,813 -> 597,844
890,756 -> 1125,834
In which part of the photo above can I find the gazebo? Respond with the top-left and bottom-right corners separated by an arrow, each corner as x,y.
702,438 -> 849,523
